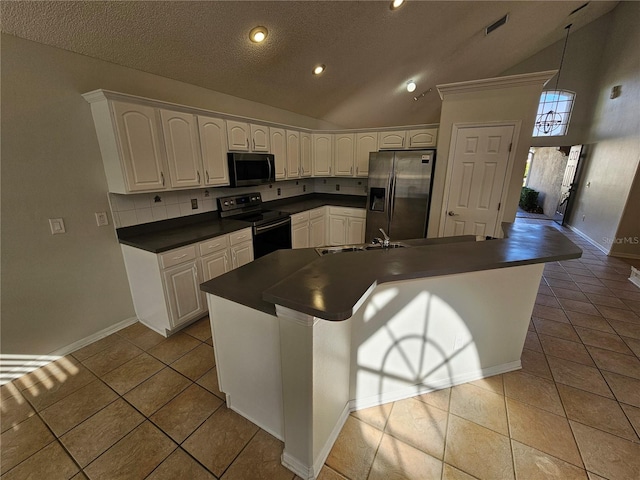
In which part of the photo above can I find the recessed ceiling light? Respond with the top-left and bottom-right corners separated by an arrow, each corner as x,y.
313,64 -> 326,75
249,26 -> 268,43
390,0 -> 405,10
406,81 -> 417,92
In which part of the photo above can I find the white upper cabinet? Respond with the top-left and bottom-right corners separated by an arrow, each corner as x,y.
334,134 -> 356,176
355,132 -> 377,177
379,128 -> 438,150
160,109 -> 203,189
270,127 -> 287,180
110,101 -> 167,193
250,124 -> 270,152
286,130 -> 300,179
300,132 -> 312,177
312,133 -> 333,176
408,128 -> 438,148
197,116 -> 230,187
378,131 -> 406,150
226,120 -> 250,151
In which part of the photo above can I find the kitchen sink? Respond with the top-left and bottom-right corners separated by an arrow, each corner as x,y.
315,242 -> 409,256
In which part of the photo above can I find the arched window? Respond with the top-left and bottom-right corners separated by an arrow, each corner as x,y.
533,90 -> 575,137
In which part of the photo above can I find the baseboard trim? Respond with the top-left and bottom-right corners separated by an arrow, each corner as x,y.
349,361 -> 522,412
0,316 -> 138,385
566,225 -> 610,255
281,403 -> 350,480
611,252 -> 640,260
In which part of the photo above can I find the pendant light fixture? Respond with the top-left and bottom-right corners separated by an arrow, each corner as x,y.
534,24 -> 575,136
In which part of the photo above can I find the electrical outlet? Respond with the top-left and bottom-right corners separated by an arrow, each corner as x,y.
336,184 -> 340,191
277,188 -> 281,196
191,199 -> 198,209
204,189 -> 210,197
153,195 -> 162,203
95,212 -> 109,226
49,218 -> 66,235
303,185 -> 307,192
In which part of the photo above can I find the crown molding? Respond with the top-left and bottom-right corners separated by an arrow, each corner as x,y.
436,70 -> 558,100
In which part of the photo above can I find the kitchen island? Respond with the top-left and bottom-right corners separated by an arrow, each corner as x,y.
200,223 -> 582,480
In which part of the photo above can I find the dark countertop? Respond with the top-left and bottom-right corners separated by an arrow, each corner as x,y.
201,222 -> 582,321
116,194 -> 366,253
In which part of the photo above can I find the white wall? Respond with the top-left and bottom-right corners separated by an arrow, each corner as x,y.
566,2 -> 640,257
0,34 -> 339,355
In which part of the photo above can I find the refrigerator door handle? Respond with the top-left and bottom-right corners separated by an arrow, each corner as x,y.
390,174 -> 397,223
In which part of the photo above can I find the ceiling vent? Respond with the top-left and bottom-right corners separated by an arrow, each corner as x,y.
485,14 -> 509,36
570,2 -> 589,16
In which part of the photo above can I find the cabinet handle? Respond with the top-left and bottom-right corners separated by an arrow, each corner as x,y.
253,138 -> 256,150
401,137 -> 405,147
284,167 -> 287,176
329,166 -> 332,175
173,254 -> 188,260
208,244 -> 220,249
197,171 -> 201,183
224,255 -> 229,270
350,166 -> 353,175
206,170 -> 210,183
161,172 -> 165,186
356,166 -> 359,175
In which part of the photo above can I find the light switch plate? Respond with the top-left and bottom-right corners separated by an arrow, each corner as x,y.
95,212 -> 109,226
49,218 -> 66,235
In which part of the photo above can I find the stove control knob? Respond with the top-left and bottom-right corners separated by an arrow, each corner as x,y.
223,201 -> 229,206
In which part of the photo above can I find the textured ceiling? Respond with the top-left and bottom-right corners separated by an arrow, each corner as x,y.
1,1 -> 618,128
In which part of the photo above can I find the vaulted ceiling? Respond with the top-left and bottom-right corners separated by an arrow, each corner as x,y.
1,1 -> 618,128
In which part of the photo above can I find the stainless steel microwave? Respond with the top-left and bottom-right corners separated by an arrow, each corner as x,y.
227,153 -> 276,187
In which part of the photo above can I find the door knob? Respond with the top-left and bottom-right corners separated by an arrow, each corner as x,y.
448,211 -> 459,217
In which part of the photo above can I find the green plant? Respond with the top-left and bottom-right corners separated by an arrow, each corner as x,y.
520,187 -> 540,212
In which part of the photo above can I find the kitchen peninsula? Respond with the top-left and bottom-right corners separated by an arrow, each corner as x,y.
201,223 -> 582,480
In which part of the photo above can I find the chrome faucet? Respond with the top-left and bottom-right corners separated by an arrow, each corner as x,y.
374,228 -> 391,247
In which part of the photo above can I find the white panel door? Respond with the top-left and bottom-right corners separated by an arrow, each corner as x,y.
112,101 -> 167,192
286,130 -> 300,179
270,128 -> 287,179
309,215 -> 326,247
250,124 -> 270,152
300,132 -> 312,177
200,250 -> 230,282
160,110 -> 202,189
355,132 -> 377,177
226,120 -> 250,151
231,242 -> 254,269
198,116 -> 230,186
443,125 -> 514,237
312,134 -> 333,176
334,134 -> 355,176
163,261 -> 205,328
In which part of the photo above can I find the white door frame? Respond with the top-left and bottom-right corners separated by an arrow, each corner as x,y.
438,121 -> 522,237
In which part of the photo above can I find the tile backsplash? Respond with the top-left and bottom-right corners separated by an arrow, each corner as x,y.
109,178 -> 367,228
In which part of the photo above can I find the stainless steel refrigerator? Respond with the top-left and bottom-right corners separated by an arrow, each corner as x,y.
365,149 -> 436,242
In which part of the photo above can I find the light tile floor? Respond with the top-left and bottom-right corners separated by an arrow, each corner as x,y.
2,218 -> 640,479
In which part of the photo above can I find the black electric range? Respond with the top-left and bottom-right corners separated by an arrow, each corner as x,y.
217,193 -> 292,258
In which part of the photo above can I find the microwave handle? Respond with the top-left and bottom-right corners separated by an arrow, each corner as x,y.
268,159 -> 273,181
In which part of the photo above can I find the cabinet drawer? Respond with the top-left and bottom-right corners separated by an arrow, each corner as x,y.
328,207 -> 365,218
159,245 -> 197,269
309,207 -> 325,219
199,235 -> 229,256
229,228 -> 252,246
291,211 -> 310,225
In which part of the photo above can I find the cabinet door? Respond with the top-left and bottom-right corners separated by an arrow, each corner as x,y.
270,128 -> 287,180
328,215 -> 347,245
312,134 -> 333,176
163,261 -> 205,328
226,120 -> 250,151
378,131 -> 407,150
291,221 -> 310,249
408,128 -> 438,148
355,132 -> 377,177
160,110 -> 203,189
200,250 -> 230,282
286,130 -> 300,179
197,116 -> 230,186
334,134 -> 355,176
309,215 -> 326,247
112,101 -> 167,192
250,124 -> 270,152
231,242 -> 254,269
300,132 -> 312,177
347,217 -> 366,245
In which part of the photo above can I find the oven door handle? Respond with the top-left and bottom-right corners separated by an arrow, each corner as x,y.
254,217 -> 291,234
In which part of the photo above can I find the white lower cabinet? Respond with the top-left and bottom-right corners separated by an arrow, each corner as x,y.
309,208 -> 327,247
328,207 -> 366,245
291,211 -> 310,249
121,227 -> 253,336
